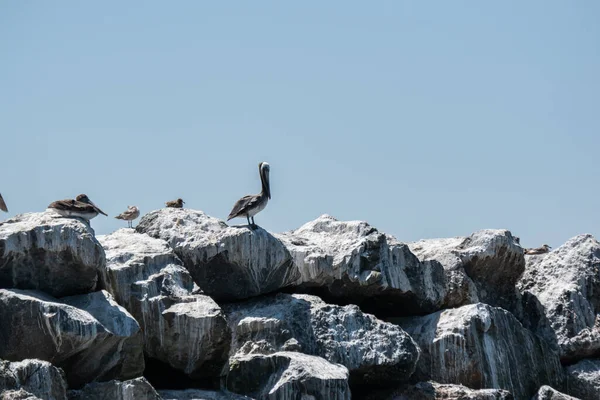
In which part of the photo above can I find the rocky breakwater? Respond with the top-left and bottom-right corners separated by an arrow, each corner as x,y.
1,207 -> 599,399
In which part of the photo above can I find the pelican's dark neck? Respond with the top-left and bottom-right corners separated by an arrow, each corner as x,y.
260,171 -> 267,195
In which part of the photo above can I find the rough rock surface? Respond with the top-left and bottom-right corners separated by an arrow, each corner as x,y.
224,351 -> 350,400
398,303 -> 564,399
0,389 -> 43,400
0,289 -> 143,388
0,211 -> 105,297
518,234 -> 600,363
159,389 -> 251,399
0,359 -> 67,400
98,229 -> 230,378
67,377 -> 160,400
136,209 -> 299,301
408,229 -> 524,311
279,215 -> 447,315
532,385 -> 579,400
565,359 -> 600,400
224,293 -> 419,385
365,381 -> 514,400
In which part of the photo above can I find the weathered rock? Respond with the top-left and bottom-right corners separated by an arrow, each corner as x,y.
408,229 -> 524,311
98,229 -> 230,378
565,359 -> 600,400
159,389 -> 251,400
67,377 -> 160,400
0,359 -> 67,400
136,209 -> 299,301
224,351 -> 350,400
397,303 -> 564,399
224,293 -> 419,385
0,211 -> 105,297
365,381 -> 514,400
279,215 -> 447,315
532,385 -> 579,400
518,234 -> 600,363
0,289 -> 143,388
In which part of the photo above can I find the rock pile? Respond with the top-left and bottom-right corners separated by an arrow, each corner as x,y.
0,210 -> 598,399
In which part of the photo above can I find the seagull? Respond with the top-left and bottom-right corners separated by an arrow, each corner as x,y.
524,244 -> 552,255
48,194 -> 108,221
227,162 -> 271,230
0,193 -> 7,212
166,198 -> 185,208
115,205 -> 140,228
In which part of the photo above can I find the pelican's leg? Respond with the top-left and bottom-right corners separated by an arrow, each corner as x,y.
247,215 -> 252,227
251,216 -> 258,230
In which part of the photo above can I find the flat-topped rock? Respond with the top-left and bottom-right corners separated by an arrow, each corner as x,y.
224,293 -> 420,385
158,389 -> 251,400
532,385 -> 579,400
518,234 -> 600,363
136,209 -> 299,301
279,214 -> 447,315
398,303 -> 564,399
0,289 -> 143,388
408,229 -> 524,311
99,229 -> 230,378
0,359 -> 67,400
365,382 -> 514,400
565,359 -> 600,400
67,377 -> 161,400
0,212 -> 105,297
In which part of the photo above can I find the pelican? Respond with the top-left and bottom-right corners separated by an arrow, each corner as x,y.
524,244 -> 552,255
0,193 -> 7,212
227,162 -> 271,229
48,194 -> 108,221
166,198 -> 185,208
115,205 -> 140,228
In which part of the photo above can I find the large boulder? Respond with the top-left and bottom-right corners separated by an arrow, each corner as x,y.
136,209 -> 299,301
224,293 -> 419,386
0,359 -> 67,400
0,212 -> 105,297
397,303 -> 564,399
224,351 -> 350,400
0,289 -> 143,388
159,390 -> 251,399
518,234 -> 600,363
67,377 -> 160,400
279,215 -> 447,315
98,229 -> 230,378
532,385 -> 579,400
408,229 -> 524,311
365,382 -> 514,400
565,359 -> 600,400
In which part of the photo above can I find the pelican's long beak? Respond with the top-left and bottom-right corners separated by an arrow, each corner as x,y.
90,200 -> 108,216
264,171 -> 271,199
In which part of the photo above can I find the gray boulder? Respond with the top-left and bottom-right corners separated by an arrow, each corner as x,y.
224,351 -> 350,400
365,382 -> 514,400
98,229 -> 230,378
532,385 -> 579,400
224,293 -> 420,385
565,359 -> 600,400
518,234 -> 600,363
67,377 -> 160,400
136,209 -> 299,301
398,303 -> 564,399
0,212 -> 105,297
159,389 -> 251,399
279,215 -> 447,315
0,289 -> 143,388
0,359 -> 67,400
408,229 -> 524,311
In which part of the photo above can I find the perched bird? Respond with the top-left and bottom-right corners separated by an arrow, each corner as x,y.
115,205 -> 140,228
227,161 -> 271,229
48,194 -> 108,221
0,193 -> 7,212
166,198 -> 185,208
524,244 -> 552,255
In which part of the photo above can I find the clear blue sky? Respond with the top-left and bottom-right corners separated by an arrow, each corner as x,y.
1,1 -> 599,248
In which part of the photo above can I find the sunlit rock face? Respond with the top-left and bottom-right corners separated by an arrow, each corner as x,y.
364,381 -> 514,400
397,303 -> 564,399
223,292 -> 420,386
0,359 -> 67,400
224,351 -> 351,400
0,212 -> 105,297
518,234 -> 600,363
565,359 -> 600,400
532,385 -> 579,400
279,214 -> 448,316
0,289 -> 144,388
136,209 -> 299,301
67,377 -> 161,400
